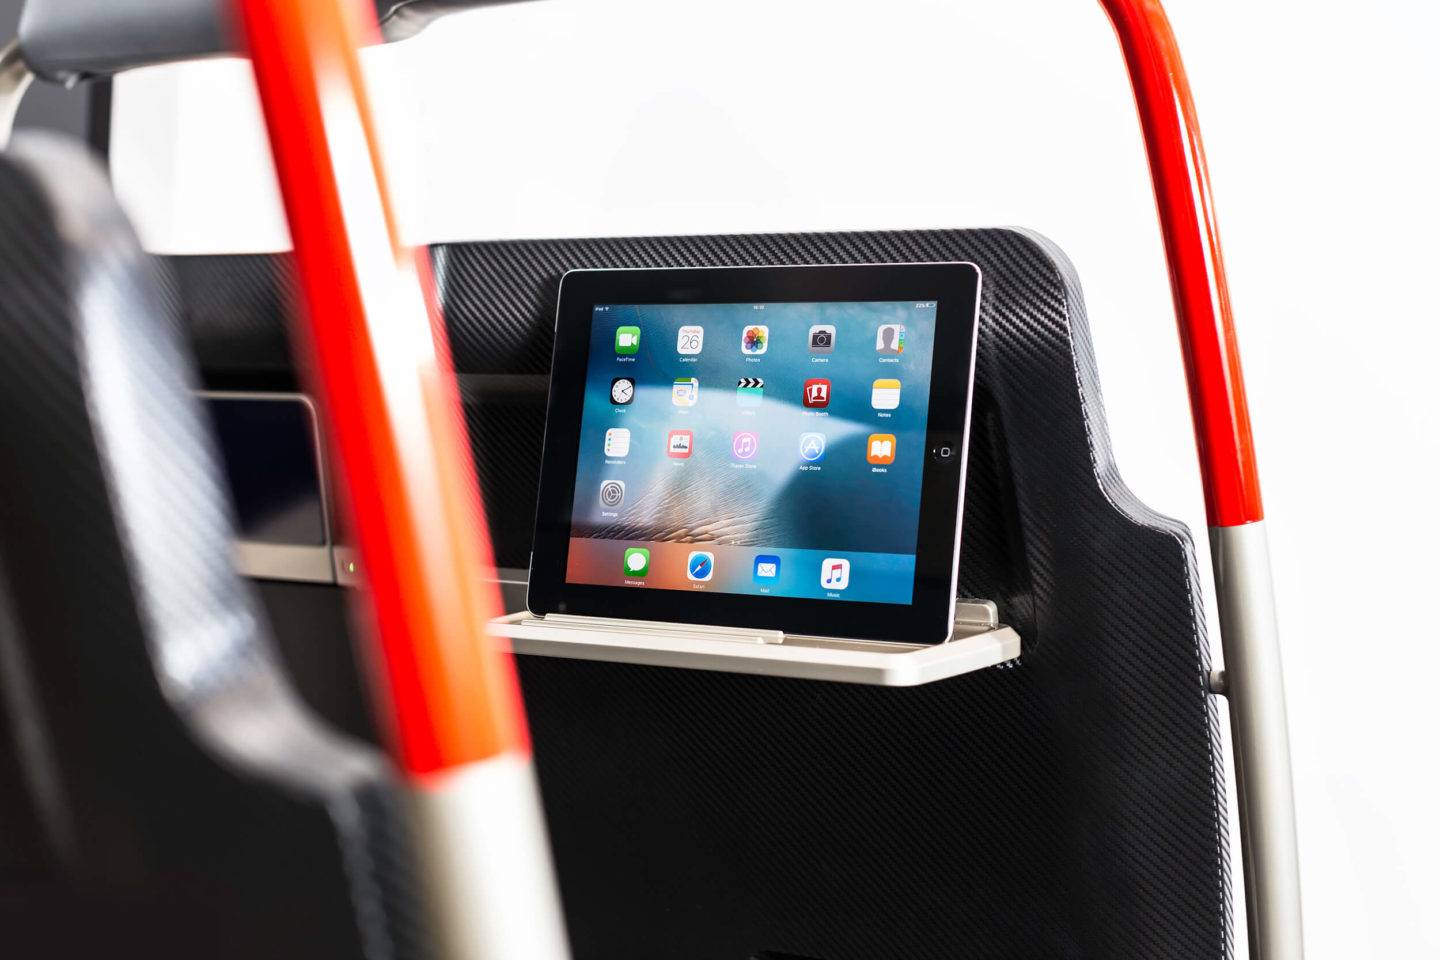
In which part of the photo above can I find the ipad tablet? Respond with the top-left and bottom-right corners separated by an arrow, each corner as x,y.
527,263 -> 981,644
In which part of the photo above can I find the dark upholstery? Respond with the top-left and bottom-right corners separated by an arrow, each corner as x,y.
0,134 -> 429,960
164,228 -> 1232,959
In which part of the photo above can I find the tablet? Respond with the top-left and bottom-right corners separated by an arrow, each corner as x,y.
527,263 -> 981,644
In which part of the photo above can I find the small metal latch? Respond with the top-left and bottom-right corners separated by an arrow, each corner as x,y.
954,598 -> 1000,631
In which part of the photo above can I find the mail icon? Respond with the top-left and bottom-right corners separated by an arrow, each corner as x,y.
753,554 -> 781,583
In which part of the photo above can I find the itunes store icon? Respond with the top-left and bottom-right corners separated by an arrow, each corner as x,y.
731,431 -> 759,461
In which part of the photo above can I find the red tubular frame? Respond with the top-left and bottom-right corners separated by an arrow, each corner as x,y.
1100,0 -> 1263,528
231,0 -> 1281,954
1103,11 -> 1300,960
233,0 -> 1266,760
233,0 -> 527,776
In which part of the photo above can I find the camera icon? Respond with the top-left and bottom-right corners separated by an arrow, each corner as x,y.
808,324 -> 835,354
599,480 -> 626,508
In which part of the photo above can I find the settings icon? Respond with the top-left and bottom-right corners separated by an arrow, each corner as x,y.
599,480 -> 626,508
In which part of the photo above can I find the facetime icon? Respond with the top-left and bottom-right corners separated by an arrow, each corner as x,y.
615,325 -> 641,355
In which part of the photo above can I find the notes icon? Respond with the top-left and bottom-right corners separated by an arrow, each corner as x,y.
871,378 -> 901,410
820,557 -> 850,591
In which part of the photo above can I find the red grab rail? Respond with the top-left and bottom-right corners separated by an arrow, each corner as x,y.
233,0 -> 527,775
229,0 -> 1283,955
232,0 -> 1266,771
1099,0 -> 1264,528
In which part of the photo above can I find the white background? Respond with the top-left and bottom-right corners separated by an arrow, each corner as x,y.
108,1 -> 1440,955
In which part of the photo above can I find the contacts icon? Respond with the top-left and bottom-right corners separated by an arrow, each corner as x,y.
875,324 -> 905,355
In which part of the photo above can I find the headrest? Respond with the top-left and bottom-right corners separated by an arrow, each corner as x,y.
16,0 -> 536,82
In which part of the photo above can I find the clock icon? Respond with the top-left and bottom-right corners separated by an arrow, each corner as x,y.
610,377 -> 636,405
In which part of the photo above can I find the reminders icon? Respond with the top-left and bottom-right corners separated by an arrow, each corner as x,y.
871,378 -> 901,410
604,427 -> 631,458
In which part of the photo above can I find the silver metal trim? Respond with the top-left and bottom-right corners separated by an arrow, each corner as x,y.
332,545 -> 361,587
233,541 -> 336,584
946,265 -> 984,638
1,39 -> 35,149
954,598 -> 999,629
491,607 -> 1020,687
1210,520 -> 1304,959
408,753 -> 570,960
539,613 -> 782,645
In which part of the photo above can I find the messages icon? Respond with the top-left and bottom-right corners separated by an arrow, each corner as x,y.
621,547 -> 650,579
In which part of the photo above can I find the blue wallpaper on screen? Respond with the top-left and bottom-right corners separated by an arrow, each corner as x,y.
569,300 -> 937,566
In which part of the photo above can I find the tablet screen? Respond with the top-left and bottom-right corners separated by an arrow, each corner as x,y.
565,300 -> 937,604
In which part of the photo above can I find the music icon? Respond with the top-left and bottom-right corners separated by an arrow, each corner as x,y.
820,557 -> 850,591
731,431 -> 759,461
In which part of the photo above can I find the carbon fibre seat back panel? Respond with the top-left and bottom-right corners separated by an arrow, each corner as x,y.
165,227 -> 1230,958
436,230 -> 1230,960
0,135 -> 431,960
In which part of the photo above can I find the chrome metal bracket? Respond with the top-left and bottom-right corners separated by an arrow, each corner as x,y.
1,39 -> 35,150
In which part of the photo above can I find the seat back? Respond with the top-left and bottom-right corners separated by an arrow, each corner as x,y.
443,229 -> 1230,960
168,226 -> 1231,959
0,134 -> 428,959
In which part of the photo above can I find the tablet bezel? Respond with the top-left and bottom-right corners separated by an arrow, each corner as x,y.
527,262 -> 981,645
